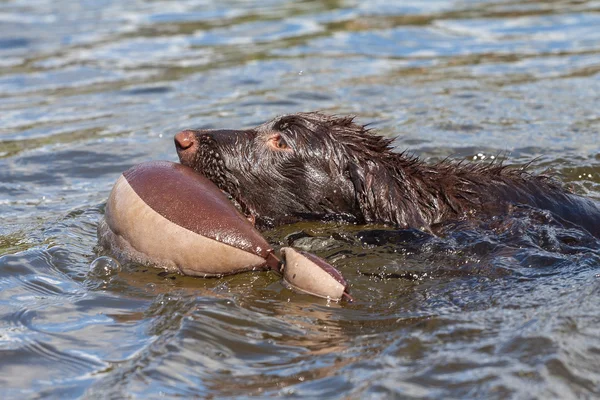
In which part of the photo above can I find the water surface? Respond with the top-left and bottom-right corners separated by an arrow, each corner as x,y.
1,0 -> 600,398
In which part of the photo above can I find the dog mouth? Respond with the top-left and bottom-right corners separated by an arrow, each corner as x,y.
188,143 -> 258,224
226,193 -> 256,224
224,190 -> 259,226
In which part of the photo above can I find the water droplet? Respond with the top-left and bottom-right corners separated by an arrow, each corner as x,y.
89,256 -> 121,277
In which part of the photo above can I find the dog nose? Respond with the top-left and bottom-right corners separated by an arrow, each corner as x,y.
174,130 -> 202,166
174,130 -> 196,151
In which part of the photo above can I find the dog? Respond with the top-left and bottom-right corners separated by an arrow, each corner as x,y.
174,112 -> 600,238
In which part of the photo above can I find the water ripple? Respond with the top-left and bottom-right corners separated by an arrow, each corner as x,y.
1,0 -> 600,398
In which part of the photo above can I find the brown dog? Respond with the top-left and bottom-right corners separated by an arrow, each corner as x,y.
175,112 -> 600,237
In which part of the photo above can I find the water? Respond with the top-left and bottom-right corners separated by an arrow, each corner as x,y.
1,0 -> 600,398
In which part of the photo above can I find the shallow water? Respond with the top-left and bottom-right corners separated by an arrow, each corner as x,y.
1,0 -> 600,398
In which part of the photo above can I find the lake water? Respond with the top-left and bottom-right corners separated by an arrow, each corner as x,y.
1,0 -> 600,398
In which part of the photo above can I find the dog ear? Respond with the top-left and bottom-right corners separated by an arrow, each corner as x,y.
347,159 -> 429,228
347,160 -> 378,223
348,161 -> 365,194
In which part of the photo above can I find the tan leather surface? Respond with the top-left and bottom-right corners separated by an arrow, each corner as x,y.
104,174 -> 267,275
123,161 -> 271,258
280,247 -> 345,300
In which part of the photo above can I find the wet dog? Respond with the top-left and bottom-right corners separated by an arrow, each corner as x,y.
175,112 -> 600,237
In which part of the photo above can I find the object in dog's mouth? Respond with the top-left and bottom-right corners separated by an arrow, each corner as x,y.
96,160 -> 351,301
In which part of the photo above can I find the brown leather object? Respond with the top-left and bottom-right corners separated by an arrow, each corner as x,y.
98,161 -> 276,276
98,160 -> 353,301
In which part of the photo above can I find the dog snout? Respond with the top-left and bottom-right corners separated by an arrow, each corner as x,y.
174,130 -> 196,150
175,130 -> 207,165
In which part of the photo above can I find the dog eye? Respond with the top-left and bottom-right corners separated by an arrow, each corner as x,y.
275,136 -> 288,149
268,134 -> 290,151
